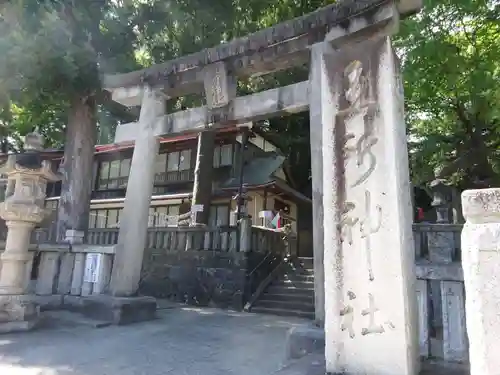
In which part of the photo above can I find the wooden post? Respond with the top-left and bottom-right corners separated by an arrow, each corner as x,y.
191,130 -> 215,225
236,129 -> 250,220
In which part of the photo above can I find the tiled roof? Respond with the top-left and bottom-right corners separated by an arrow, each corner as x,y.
220,152 -> 285,189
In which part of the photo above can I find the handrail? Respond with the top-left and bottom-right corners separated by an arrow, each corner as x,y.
244,257 -> 287,312
246,250 -> 275,277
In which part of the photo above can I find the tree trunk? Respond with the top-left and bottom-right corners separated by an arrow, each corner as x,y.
1,97 -> 11,153
455,104 -> 499,188
56,95 -> 97,241
191,130 -> 216,225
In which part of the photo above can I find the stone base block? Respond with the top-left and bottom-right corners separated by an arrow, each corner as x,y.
32,294 -> 64,311
0,294 -> 40,334
285,324 -> 325,360
0,319 -> 38,334
62,295 -> 85,311
275,354 -> 325,375
64,295 -> 157,325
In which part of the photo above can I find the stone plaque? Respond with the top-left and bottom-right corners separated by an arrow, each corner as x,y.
203,62 -> 236,109
84,253 -> 102,284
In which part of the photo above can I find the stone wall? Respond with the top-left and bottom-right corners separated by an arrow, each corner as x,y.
140,249 -> 251,310
139,225 -> 287,310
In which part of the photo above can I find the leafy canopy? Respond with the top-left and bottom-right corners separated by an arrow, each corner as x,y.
0,0 -> 143,148
396,0 -> 500,188
0,0 -> 498,192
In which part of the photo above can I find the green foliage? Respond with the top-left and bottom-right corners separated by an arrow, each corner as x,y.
0,0 -> 498,193
396,0 -> 500,188
0,0 -> 142,148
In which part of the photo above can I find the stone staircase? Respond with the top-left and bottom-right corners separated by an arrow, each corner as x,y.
251,257 -> 315,319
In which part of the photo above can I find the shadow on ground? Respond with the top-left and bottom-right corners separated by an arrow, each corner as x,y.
0,302 -> 471,375
0,303 -> 305,375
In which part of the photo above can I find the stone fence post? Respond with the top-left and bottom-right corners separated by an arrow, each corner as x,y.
461,188 -> 500,375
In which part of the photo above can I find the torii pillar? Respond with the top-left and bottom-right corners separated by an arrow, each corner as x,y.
78,87 -> 164,324
318,2 -> 422,375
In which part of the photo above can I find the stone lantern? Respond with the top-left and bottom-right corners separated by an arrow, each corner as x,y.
429,166 -> 454,223
0,132 -> 60,332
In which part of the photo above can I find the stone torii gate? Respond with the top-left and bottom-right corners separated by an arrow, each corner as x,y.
103,0 -> 422,373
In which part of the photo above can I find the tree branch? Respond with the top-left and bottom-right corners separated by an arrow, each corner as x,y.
96,89 -> 138,123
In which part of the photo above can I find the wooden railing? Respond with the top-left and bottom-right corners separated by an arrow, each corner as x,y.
0,222 -> 281,254
145,226 -> 238,251
31,226 -> 58,244
154,169 -> 194,184
250,226 -> 288,255
85,226 -> 291,253
87,226 -> 240,251
87,228 -> 119,246
413,223 -> 466,362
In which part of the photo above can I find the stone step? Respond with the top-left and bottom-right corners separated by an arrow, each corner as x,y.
291,265 -> 314,274
255,299 -> 315,313
250,306 -> 315,320
282,273 -> 315,283
287,266 -> 315,276
262,292 -> 315,304
295,264 -> 314,271
274,279 -> 315,290
296,257 -> 314,268
267,285 -> 315,297
42,310 -> 112,329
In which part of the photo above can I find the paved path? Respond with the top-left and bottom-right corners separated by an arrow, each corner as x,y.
0,305 -> 306,375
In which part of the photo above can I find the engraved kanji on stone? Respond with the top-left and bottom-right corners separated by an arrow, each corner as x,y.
341,60 -> 379,188
340,291 -> 357,338
203,62 -> 234,109
361,293 -> 386,336
343,133 -> 356,161
211,72 -> 225,107
344,60 -> 368,111
359,190 -> 382,281
350,132 -> 378,188
339,202 -> 358,245
342,60 -> 377,115
343,130 -> 378,188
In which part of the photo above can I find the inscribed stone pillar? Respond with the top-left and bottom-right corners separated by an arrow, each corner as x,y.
308,42 -> 328,326
461,188 -> 500,375
322,36 -> 418,375
109,87 -> 165,296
